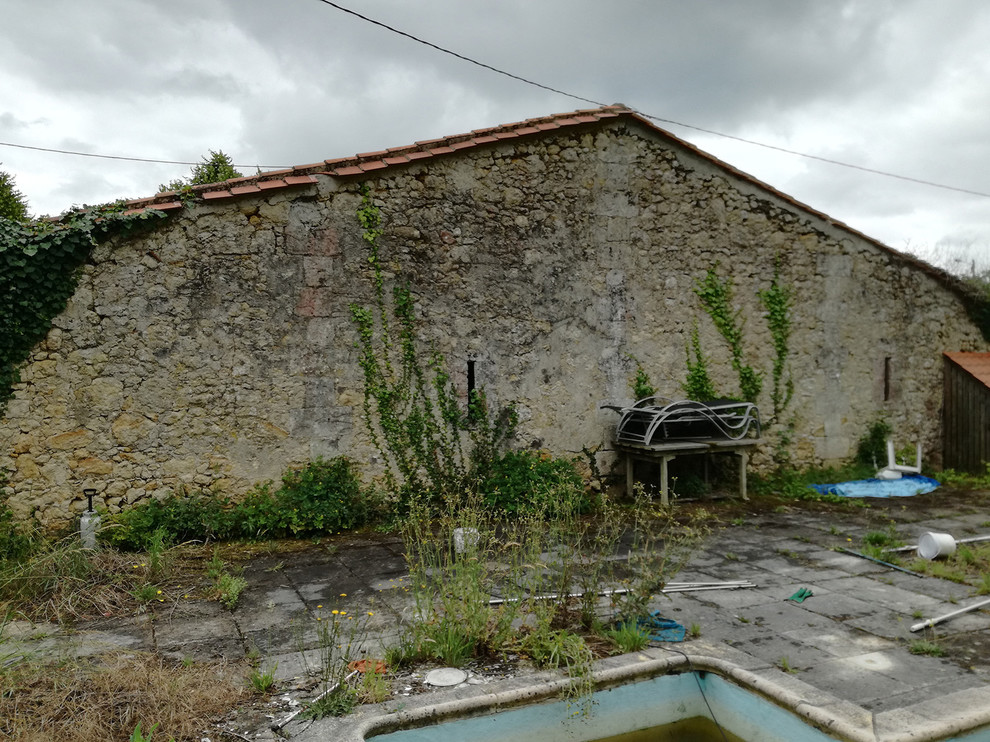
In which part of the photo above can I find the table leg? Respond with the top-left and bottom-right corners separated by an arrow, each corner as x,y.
660,455 -> 670,506
738,450 -> 749,501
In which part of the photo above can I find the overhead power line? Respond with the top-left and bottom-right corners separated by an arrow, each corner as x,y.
315,0 -> 990,199
3,2 -> 986,200
313,0 -> 605,108
0,140 -> 287,171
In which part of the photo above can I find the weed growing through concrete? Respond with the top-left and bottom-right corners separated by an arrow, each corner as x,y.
604,621 -> 651,653
249,663 -> 278,694
779,656 -> 798,673
909,639 -> 945,657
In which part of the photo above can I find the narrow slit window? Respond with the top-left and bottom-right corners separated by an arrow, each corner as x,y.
467,359 -> 476,402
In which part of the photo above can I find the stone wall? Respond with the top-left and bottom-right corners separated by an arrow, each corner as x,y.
2,117 -> 986,525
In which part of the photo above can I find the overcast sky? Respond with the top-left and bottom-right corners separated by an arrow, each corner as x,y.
2,0 -> 987,272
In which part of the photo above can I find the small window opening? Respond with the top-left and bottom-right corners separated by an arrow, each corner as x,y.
467,359 -> 476,402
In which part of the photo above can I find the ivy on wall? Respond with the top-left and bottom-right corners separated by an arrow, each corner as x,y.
0,204 -> 167,412
348,186 -> 517,505
626,356 -> 657,400
757,258 -> 794,421
682,322 -> 718,401
694,267 -> 763,403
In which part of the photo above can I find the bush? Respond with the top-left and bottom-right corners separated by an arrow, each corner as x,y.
236,456 -> 366,538
479,451 -> 589,516
857,418 -> 891,467
102,457 -> 366,549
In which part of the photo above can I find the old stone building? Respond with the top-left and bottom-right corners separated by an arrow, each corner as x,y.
2,105 -> 986,524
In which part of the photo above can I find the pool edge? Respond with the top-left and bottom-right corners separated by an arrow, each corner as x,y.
289,641 -> 990,742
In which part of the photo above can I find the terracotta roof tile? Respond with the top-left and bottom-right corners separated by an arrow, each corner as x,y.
449,140 -> 476,150
283,175 -> 318,186
945,352 -> 990,387
493,131 -> 520,140
356,150 -> 390,159
332,165 -> 365,177
471,135 -> 499,145
513,126 -> 540,136
383,155 -> 410,166
230,185 -> 262,196
202,189 -> 232,200
426,146 -> 456,155
146,201 -> 183,211
257,179 -> 288,190
405,151 -> 434,161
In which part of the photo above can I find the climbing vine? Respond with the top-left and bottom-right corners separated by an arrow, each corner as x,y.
757,258 -> 795,421
682,322 -> 719,401
627,356 -> 657,400
349,187 -> 516,505
694,267 -> 762,403
0,204 -> 167,413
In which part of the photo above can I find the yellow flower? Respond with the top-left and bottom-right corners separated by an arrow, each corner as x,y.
367,611 -> 374,616
339,593 -> 347,597
340,611 -> 347,616
317,604 -> 323,609
332,610 -> 339,615
156,590 -> 162,595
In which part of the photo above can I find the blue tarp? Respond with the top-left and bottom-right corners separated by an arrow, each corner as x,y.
809,474 -> 940,498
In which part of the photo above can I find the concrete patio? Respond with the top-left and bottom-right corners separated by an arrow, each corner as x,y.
8,487 -> 990,741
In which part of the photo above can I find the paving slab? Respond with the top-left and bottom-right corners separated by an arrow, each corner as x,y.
796,655 -> 917,706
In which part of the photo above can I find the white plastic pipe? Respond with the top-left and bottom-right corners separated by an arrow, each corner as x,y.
910,597 -> 990,632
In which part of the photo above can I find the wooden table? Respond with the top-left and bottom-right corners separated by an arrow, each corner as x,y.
617,438 -> 764,505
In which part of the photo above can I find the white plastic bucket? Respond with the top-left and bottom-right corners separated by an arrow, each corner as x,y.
918,531 -> 957,560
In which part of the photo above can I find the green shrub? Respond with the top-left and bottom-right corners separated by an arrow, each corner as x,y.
102,457 -> 366,549
274,456 -> 366,533
480,451 -> 588,515
857,418 -> 892,467
100,493 -> 236,551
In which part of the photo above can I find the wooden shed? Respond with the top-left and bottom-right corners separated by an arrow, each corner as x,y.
943,352 -> 990,473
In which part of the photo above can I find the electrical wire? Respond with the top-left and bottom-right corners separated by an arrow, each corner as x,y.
312,0 -> 606,108
314,0 -> 990,199
654,642 -> 730,742
0,140 -> 287,171
3,2 -> 985,200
